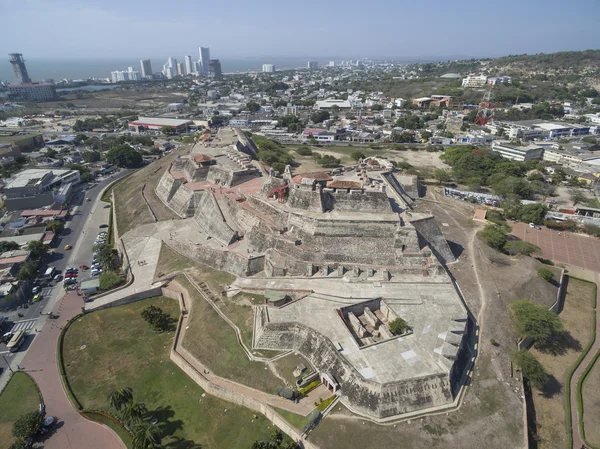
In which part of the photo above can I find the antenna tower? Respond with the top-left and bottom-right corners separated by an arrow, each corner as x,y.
473,86 -> 495,126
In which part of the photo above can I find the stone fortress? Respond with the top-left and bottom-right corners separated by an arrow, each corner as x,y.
154,128 -> 473,420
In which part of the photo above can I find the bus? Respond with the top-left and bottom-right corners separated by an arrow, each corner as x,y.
6,329 -> 25,352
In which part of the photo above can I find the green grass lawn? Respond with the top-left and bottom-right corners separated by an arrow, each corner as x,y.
0,372 -> 42,449
271,353 -> 312,386
177,276 -> 283,394
62,296 -> 277,449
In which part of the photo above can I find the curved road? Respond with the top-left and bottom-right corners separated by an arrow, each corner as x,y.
18,171 -> 131,449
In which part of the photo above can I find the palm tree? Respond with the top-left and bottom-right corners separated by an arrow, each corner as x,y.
132,422 -> 161,449
122,402 -> 148,427
108,387 -> 133,411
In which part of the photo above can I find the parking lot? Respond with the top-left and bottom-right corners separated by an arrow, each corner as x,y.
511,222 -> 600,271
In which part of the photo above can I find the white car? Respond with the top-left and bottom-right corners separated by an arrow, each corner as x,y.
90,269 -> 102,277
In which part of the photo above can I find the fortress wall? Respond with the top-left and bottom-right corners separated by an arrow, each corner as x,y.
287,186 -> 323,212
230,170 -> 260,187
192,191 -> 238,246
190,166 -> 210,182
393,173 -> 420,199
168,184 -> 194,217
322,189 -> 391,213
156,169 -> 185,204
222,196 -> 260,233
255,321 -> 454,418
309,220 -> 397,238
410,216 -> 456,264
234,128 -> 258,158
165,240 -> 263,277
246,197 -> 289,229
395,226 -> 422,252
207,166 -> 234,186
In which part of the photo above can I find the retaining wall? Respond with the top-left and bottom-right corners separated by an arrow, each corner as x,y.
192,191 -> 238,246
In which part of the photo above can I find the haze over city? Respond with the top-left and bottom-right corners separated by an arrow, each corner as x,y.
2,0 -> 600,59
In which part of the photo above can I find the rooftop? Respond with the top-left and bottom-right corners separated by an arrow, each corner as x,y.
129,117 -> 194,127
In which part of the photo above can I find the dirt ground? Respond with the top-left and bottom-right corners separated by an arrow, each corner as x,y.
552,186 -> 596,210
530,278 -> 596,449
286,145 -> 447,173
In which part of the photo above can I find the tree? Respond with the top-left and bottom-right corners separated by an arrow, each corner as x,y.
12,411 -> 43,440
8,439 -> 27,449
570,190 -> 587,206
106,145 -> 143,168
122,402 -> 148,427
480,225 -> 508,251
295,147 -> 312,156
99,271 -> 122,290
17,261 -> 38,281
420,131 -> 433,141
46,220 -> 65,234
512,300 -> 563,345
108,387 -> 134,411
132,423 -> 161,449
310,110 -> 330,124
388,317 -> 409,335
45,149 -> 58,158
160,126 -> 175,136
83,150 -> 102,163
432,169 -> 451,184
350,151 -> 366,161
537,267 -> 554,282
246,101 -> 261,113
94,244 -> 120,270
0,241 -> 19,253
141,305 -> 172,332
512,350 -> 548,388
316,155 -> 340,167
26,240 -> 48,259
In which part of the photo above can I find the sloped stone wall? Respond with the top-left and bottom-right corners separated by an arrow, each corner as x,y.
192,191 -> 238,246
410,216 -> 456,264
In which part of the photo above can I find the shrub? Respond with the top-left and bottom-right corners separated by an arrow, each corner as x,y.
512,350 -> 548,388
480,225 -> 508,251
350,151 -> 366,161
512,300 -> 562,345
316,155 -> 340,167
99,271 -> 122,290
298,380 -> 320,395
504,241 -> 540,256
388,317 -> 409,335
296,147 -> 313,156
490,338 -> 498,346
537,267 -> 554,282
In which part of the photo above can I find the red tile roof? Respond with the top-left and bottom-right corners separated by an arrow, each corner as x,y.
291,172 -> 333,183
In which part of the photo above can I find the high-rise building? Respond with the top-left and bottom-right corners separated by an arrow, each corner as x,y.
307,61 -> 318,69
165,66 -> 175,79
177,62 -> 185,76
328,61 -> 335,67
111,67 -> 141,83
167,57 -> 177,68
140,59 -> 153,78
198,47 -> 210,75
184,55 -> 193,75
208,59 -> 222,78
9,53 -> 32,84
262,64 -> 275,73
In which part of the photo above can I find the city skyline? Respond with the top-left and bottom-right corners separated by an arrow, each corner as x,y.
2,0 -> 599,60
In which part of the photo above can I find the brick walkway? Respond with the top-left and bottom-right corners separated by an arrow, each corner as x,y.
511,223 -> 600,271
21,291 -> 126,449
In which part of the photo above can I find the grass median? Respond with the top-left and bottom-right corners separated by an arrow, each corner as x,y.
0,372 -> 42,449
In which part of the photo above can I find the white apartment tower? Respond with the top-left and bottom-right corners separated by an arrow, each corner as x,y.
199,47 -> 210,76
140,59 -> 152,78
262,64 -> 275,73
184,55 -> 193,76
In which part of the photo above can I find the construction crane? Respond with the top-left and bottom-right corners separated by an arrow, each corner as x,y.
266,184 -> 288,203
474,86 -> 496,126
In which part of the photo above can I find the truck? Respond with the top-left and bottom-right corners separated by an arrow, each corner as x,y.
43,267 -> 55,280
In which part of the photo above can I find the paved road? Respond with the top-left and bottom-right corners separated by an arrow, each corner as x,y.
15,173 -> 131,449
0,170 -> 130,384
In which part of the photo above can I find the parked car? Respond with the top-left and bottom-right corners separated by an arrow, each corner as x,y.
66,267 -> 78,274
90,269 -> 102,277
99,224 -> 108,228
63,278 -> 77,285
32,286 -> 41,294
53,274 -> 62,282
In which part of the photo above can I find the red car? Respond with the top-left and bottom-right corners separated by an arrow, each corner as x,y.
65,273 -> 77,279
79,265 -> 89,270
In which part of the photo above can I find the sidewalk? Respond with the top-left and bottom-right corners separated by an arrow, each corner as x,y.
21,292 -> 126,449
570,271 -> 600,449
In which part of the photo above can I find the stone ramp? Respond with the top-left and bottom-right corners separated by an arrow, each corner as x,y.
410,216 -> 456,264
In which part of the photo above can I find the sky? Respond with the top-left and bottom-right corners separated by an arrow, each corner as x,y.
1,0 -> 600,60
